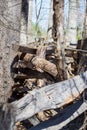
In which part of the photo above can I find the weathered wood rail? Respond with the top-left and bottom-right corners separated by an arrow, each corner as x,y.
10,71 -> 87,123
29,97 -> 87,130
12,44 -> 56,55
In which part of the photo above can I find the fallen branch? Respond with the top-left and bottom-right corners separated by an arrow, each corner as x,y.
32,57 -> 58,77
17,52 -> 58,77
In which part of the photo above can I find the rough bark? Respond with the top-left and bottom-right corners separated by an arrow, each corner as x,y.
17,49 -> 58,77
36,46 -> 48,121
27,0 -> 33,43
53,0 -> 66,80
32,57 -> 58,77
36,46 -> 47,87
20,0 -> 28,45
0,0 -> 21,129
53,0 -> 64,43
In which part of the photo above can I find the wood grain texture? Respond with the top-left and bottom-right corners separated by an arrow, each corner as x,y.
32,57 -> 58,77
11,71 -> 87,122
12,44 -> 56,55
29,98 -> 87,130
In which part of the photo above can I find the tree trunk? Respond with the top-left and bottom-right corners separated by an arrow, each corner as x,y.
53,0 -> 64,43
47,0 -> 53,40
77,1 -> 87,73
66,0 -> 79,47
27,0 -> 33,43
53,0 -> 66,80
20,0 -> 28,45
0,0 -> 21,129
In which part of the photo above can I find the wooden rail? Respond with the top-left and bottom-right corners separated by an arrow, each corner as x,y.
29,98 -> 87,130
11,71 -> 87,122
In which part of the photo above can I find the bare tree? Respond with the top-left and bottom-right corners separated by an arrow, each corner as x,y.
27,0 -> 33,43
53,0 -> 66,80
20,0 -> 28,45
53,0 -> 64,42
35,0 -> 43,36
66,0 -> 79,47
47,0 -> 54,40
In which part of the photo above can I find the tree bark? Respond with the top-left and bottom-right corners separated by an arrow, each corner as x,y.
0,0 -> 22,129
36,46 -> 47,87
27,0 -> 33,43
47,0 -> 53,40
32,57 -> 58,77
53,0 -> 66,80
17,49 -> 58,77
20,0 -> 28,45
66,0 -> 79,47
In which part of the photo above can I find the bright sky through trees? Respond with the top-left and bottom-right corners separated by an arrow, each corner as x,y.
32,0 -> 85,31
32,0 -> 50,31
